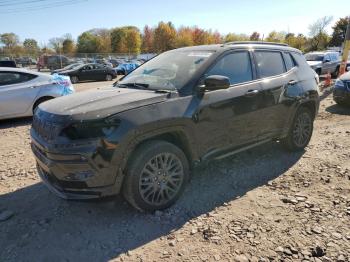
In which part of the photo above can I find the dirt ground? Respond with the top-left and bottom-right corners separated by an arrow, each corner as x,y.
0,82 -> 349,262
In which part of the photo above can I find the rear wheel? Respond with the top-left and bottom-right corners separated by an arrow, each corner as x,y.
123,140 -> 189,212
282,107 -> 314,151
70,76 -> 79,84
106,74 -> 113,81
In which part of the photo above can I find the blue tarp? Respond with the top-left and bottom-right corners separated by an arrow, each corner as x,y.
51,74 -> 75,96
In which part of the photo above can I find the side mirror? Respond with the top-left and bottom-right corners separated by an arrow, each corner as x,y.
323,59 -> 330,63
199,75 -> 230,92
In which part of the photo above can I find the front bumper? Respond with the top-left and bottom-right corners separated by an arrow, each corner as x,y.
31,131 -> 119,200
333,88 -> 350,104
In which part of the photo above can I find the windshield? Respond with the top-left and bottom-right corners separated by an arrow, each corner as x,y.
118,50 -> 213,90
305,54 -> 324,61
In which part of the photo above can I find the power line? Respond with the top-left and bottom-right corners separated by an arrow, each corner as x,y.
0,0 -> 48,7
0,0 -> 87,13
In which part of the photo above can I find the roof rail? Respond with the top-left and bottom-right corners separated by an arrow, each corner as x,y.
224,41 -> 289,47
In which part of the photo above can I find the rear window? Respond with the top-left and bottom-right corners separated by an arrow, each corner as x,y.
255,51 -> 286,78
292,53 -> 309,67
284,53 -> 296,71
0,72 -> 37,86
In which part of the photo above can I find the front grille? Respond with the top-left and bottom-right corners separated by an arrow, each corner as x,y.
32,114 -> 61,142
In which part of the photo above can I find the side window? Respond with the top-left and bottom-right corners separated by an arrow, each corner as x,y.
292,53 -> 309,67
0,72 -> 36,86
207,52 -> 253,85
284,52 -> 296,71
255,51 -> 286,78
324,54 -> 330,62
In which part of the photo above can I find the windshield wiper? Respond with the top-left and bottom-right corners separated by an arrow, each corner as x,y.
116,82 -> 149,89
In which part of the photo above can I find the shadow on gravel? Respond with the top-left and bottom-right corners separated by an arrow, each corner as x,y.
326,104 -> 350,116
0,117 -> 32,129
0,142 -> 304,262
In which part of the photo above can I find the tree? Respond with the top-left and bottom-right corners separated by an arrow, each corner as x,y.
307,16 -> 333,51
175,27 -> 194,47
265,31 -> 286,42
125,28 -> 141,54
88,28 -> 111,53
250,32 -> 260,41
110,27 -> 128,53
23,38 -> 39,55
224,33 -> 249,43
329,16 -> 349,47
111,26 -> 140,54
153,21 -> 176,52
0,33 -> 19,53
49,37 -> 64,53
77,32 -> 99,53
62,39 -> 75,54
142,25 -> 154,53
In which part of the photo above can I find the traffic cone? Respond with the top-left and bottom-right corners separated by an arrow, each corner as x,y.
324,71 -> 331,88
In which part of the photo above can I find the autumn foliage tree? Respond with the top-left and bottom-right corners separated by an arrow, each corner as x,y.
153,22 -> 177,52
142,25 -> 154,53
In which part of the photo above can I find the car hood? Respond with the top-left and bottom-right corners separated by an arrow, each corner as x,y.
38,87 -> 169,121
339,71 -> 350,81
307,61 -> 322,67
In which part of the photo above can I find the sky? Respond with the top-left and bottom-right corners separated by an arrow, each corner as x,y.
0,0 -> 349,46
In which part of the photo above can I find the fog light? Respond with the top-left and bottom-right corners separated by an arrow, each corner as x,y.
65,170 -> 95,181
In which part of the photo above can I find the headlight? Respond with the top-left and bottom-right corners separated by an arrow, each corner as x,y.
61,118 -> 120,140
334,79 -> 345,89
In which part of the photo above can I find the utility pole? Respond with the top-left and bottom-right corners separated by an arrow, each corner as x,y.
339,16 -> 350,76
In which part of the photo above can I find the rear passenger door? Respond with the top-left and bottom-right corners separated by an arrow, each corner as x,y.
0,72 -> 39,117
253,50 -> 297,140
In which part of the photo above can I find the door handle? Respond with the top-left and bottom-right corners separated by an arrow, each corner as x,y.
288,80 -> 298,85
245,89 -> 259,97
30,85 -> 38,89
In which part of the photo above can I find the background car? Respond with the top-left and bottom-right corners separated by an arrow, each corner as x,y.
0,67 -> 74,120
333,71 -> 350,106
305,51 -> 341,77
37,55 -> 71,71
114,61 -> 140,75
58,63 -> 117,83
51,63 -> 83,74
0,60 -> 17,68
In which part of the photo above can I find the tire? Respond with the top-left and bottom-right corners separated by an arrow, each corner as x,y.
70,76 -> 79,84
123,140 -> 189,212
315,68 -> 321,76
33,97 -> 53,114
105,74 -> 113,81
282,107 -> 314,152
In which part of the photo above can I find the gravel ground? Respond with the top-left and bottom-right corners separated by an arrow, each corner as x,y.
0,83 -> 349,262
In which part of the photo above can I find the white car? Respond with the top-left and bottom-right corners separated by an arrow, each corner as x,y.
0,67 -> 74,120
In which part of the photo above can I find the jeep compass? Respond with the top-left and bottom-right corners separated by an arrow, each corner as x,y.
31,42 -> 320,211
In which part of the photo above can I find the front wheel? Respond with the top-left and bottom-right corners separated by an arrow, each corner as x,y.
282,107 -> 314,151
123,140 -> 189,212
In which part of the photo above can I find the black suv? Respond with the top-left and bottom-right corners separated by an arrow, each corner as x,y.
31,42 -> 319,211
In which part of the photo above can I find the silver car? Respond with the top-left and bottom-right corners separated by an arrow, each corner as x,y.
305,51 -> 341,77
0,67 -> 74,120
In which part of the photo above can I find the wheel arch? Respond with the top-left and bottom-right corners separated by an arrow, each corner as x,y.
113,127 -> 198,194
32,96 -> 55,113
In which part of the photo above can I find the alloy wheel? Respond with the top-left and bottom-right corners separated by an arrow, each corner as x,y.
292,112 -> 312,147
138,153 -> 184,206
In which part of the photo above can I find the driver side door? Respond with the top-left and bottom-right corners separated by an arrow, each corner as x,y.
194,51 -> 264,157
